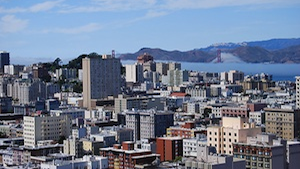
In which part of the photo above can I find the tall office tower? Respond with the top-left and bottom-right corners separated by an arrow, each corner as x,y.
162,69 -> 189,87
0,51 -> 10,70
125,63 -> 144,83
228,70 -> 244,84
207,117 -> 261,155
296,76 -> 300,109
82,55 -> 121,109
168,62 -> 181,71
23,115 -> 72,147
156,62 -> 169,76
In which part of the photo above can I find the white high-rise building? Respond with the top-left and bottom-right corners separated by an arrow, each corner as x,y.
13,78 -> 46,104
23,115 -> 72,147
296,76 -> 300,109
82,55 -> 121,109
125,63 -> 144,83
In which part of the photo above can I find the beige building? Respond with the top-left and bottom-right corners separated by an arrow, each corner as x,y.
228,70 -> 244,84
23,115 -> 72,147
63,138 -> 84,158
265,108 -> 300,140
82,139 -> 103,155
207,117 -> 261,155
82,55 -> 121,110
296,76 -> 300,109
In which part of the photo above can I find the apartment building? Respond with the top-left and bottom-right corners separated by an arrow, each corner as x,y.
185,145 -> 246,169
249,111 -> 265,125
82,55 -> 121,109
233,134 -> 286,169
264,108 -> 300,140
221,106 -> 250,118
41,155 -> 108,169
125,63 -> 144,83
125,109 -> 174,141
166,121 -> 206,138
207,117 -> 261,155
156,137 -> 183,161
114,94 -> 165,114
100,141 -> 160,169
23,115 -> 72,147
183,136 -> 207,158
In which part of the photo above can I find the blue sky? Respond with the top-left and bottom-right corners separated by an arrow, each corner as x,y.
0,0 -> 300,65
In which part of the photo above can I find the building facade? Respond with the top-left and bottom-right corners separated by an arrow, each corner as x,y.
264,108 -> 300,140
207,117 -> 261,155
23,115 -> 72,147
156,137 -> 183,161
82,55 -> 121,109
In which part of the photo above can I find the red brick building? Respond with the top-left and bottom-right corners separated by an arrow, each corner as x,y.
247,103 -> 267,112
100,141 -> 160,169
167,121 -> 206,138
156,137 -> 183,161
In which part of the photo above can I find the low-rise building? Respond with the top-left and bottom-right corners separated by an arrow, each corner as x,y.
100,141 -> 160,169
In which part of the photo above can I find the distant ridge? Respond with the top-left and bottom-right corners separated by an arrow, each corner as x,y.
119,38 -> 300,63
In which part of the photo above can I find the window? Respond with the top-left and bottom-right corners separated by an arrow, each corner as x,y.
252,156 -> 257,160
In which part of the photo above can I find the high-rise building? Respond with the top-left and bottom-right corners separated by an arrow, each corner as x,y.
296,76 -> 300,109
82,55 -> 121,109
125,63 -> 144,83
162,69 -> 189,87
156,62 -> 169,76
13,78 -> 46,104
0,51 -> 10,70
125,109 -> 174,141
168,62 -> 181,71
264,108 -> 300,140
23,115 -> 72,147
207,117 -> 261,155
228,70 -> 244,84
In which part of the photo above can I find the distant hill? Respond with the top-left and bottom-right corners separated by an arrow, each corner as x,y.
120,38 -> 300,63
199,38 -> 300,52
119,48 -> 215,62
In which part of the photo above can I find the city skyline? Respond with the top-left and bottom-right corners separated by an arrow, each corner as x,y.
0,0 -> 300,65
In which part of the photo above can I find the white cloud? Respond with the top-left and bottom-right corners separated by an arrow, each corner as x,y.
42,23 -> 102,34
60,0 -> 158,13
0,0 -> 63,13
29,0 -> 64,12
60,0 -> 300,13
0,15 -> 28,33
161,0 -> 300,10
